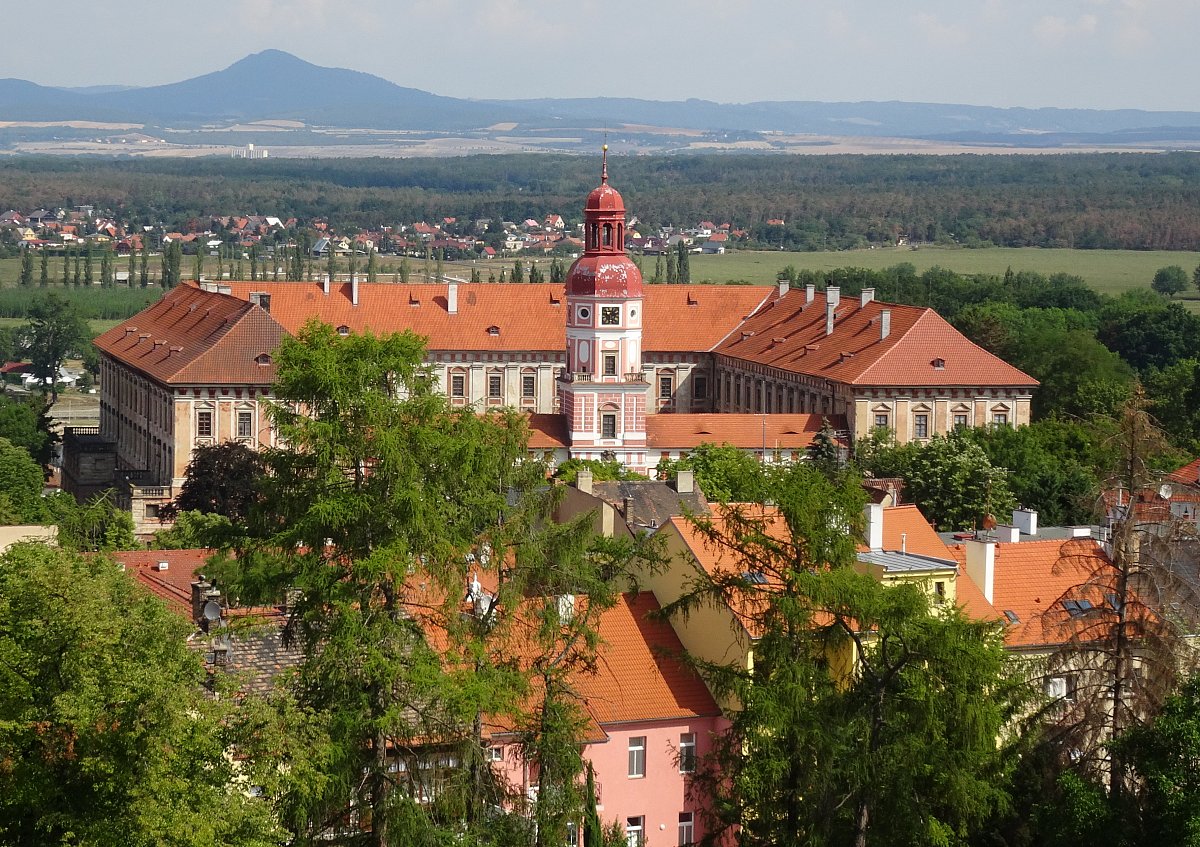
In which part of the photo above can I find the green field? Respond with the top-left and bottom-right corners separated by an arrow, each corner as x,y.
3,247 -> 1199,314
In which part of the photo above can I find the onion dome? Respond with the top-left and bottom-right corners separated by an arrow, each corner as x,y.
566,146 -> 643,298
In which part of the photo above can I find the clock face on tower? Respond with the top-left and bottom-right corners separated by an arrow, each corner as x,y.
600,306 -> 620,326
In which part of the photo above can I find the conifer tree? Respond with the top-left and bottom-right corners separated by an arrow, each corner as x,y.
666,247 -> 677,284
399,256 -> 411,283
139,247 -> 149,288
665,465 -> 1025,847
18,249 -> 33,287
194,245 -> 204,281
653,252 -> 663,284
39,248 -> 49,287
61,249 -> 70,287
366,247 -> 378,283
250,245 -> 259,281
100,248 -> 112,288
83,247 -> 93,287
211,324 -> 657,846
435,248 -> 444,283
512,259 -> 524,283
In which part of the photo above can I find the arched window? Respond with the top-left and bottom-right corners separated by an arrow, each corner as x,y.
602,223 -> 612,247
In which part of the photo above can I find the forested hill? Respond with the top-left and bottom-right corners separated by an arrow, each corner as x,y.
3,153 -> 1199,251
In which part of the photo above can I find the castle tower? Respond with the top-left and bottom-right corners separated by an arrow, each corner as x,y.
558,147 -> 649,471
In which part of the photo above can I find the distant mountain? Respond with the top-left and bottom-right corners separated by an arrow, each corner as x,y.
489,96 -> 1200,138
0,50 -> 529,130
1,50 -> 1198,144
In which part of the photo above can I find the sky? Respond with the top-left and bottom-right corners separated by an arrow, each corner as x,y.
9,0 -> 1199,112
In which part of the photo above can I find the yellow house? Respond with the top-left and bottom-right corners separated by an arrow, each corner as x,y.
644,502 -> 970,709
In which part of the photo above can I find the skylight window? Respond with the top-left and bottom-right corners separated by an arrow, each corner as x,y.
742,571 -> 768,585
1003,610 -> 1020,624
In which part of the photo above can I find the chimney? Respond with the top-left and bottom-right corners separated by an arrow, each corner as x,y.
995,524 -> 1020,543
576,468 -> 593,495
351,273 -> 359,306
623,495 -> 634,524
805,283 -> 815,304
861,287 -> 875,307
825,301 -> 836,336
880,309 -> 891,340
190,577 -> 211,624
322,273 -> 330,295
777,279 -> 789,297
864,503 -> 884,551
154,559 -> 169,571
964,539 -> 996,604
1070,526 -> 1093,538
447,282 -> 458,315
826,285 -> 840,309
675,468 -> 695,495
1012,508 -> 1038,537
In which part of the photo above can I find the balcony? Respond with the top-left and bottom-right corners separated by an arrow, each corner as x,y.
624,372 -> 648,383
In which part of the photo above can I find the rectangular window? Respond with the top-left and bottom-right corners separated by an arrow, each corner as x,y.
602,413 -> 617,439
626,817 -> 644,847
993,412 -> 1009,427
565,822 -> 579,847
522,374 -> 536,399
451,373 -> 465,398
679,733 -> 696,773
659,375 -> 674,400
603,354 -> 618,376
874,413 -> 889,429
953,413 -> 969,428
693,374 -> 708,400
1045,675 -> 1077,702
237,410 -> 253,439
488,374 -> 502,399
196,410 -> 213,438
914,413 -> 929,439
486,745 -> 503,762
678,812 -> 694,847
628,736 -> 646,778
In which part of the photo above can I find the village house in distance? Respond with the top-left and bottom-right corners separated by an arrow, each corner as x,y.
65,154 -> 1036,530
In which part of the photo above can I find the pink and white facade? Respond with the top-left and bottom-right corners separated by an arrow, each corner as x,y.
558,150 -> 652,473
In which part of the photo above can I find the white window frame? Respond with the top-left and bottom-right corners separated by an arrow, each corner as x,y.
914,413 -> 929,439
628,736 -> 646,778
196,408 -> 214,439
626,816 -> 645,847
450,373 -> 466,398
678,812 -> 694,847
236,409 -> 254,440
679,732 -> 696,773
488,373 -> 503,399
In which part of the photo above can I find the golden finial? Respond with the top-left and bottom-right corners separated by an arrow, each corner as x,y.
601,143 -> 608,183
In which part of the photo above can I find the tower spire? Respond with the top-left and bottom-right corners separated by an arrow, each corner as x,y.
601,143 -> 608,184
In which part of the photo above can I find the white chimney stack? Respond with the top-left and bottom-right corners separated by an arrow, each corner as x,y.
995,524 -> 1020,543
447,282 -> 458,315
805,283 -> 815,304
825,302 -> 836,336
880,309 -> 891,340
964,539 -> 996,604
576,468 -> 593,495
861,287 -> 875,307
351,273 -> 359,306
1012,508 -> 1038,537
322,273 -> 330,295
826,285 -> 840,309
676,468 -> 695,495
778,279 -> 789,297
864,503 -> 884,551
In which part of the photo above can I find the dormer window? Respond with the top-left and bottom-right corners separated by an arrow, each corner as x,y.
932,357 -> 945,369
336,325 -> 350,337
255,353 -> 272,366
487,325 -> 500,336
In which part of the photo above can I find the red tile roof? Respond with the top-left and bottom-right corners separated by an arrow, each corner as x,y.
110,548 -> 217,613
948,538 -> 1114,649
645,413 -> 838,451
213,280 -> 772,354
716,290 -> 1036,387
93,285 -> 284,386
1167,457 -> 1200,486
580,591 -> 719,725
870,504 -> 952,559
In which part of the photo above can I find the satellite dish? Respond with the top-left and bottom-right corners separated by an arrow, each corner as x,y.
1159,483 -> 1173,500
202,600 -> 222,622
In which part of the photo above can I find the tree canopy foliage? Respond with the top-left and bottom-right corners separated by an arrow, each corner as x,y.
0,543 -> 281,846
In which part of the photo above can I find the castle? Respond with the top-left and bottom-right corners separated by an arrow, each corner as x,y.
65,155 -> 1036,531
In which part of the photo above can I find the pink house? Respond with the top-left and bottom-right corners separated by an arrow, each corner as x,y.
489,592 -> 725,846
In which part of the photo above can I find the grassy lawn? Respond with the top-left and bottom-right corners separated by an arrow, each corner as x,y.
0,316 -> 124,335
